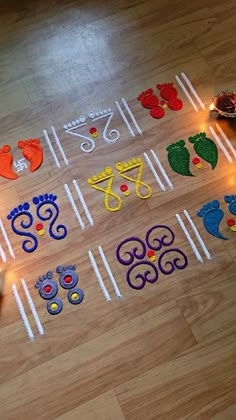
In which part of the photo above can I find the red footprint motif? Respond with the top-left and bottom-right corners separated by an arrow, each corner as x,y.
137,89 -> 165,119
18,139 -> 43,172
0,145 -> 18,180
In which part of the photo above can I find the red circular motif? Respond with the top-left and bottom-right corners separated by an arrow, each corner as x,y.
167,98 -> 183,111
192,157 -> 200,165
147,250 -> 155,258
150,106 -> 165,119
36,223 -> 43,231
160,86 -> 178,100
141,94 -> 159,109
44,285 -> 52,293
120,184 -> 128,192
227,219 -> 235,226
64,275 -> 72,283
90,127 -> 97,134
160,100 -> 166,105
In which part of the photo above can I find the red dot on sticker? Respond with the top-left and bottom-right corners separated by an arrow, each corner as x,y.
36,223 -> 43,231
160,100 -> 166,105
120,184 -> 128,192
64,275 -> 72,283
192,157 -> 200,165
147,250 -> 155,258
227,219 -> 235,226
90,127 -> 97,134
44,285 -> 52,293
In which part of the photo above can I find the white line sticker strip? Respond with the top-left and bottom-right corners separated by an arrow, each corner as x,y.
121,98 -> 143,135
0,243 -> 6,263
215,123 -> 236,159
43,129 -> 61,168
209,126 -> 233,163
150,149 -> 173,190
12,283 -> 34,341
180,72 -> 205,110
72,180 -> 94,227
51,126 -> 69,166
176,213 -> 203,263
143,152 -> 166,192
88,250 -> 111,302
64,184 -> 85,231
175,75 -> 199,112
0,218 -> 15,259
21,279 -> 45,336
183,210 -> 212,260
115,100 -> 135,137
98,246 -> 122,299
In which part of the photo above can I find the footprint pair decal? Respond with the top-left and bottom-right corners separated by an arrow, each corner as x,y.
166,132 -> 218,176
197,195 -> 236,240
7,194 -> 67,253
0,139 -> 43,180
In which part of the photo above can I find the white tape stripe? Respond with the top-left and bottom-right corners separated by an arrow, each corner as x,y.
0,243 -> 6,263
88,250 -> 111,301
215,123 -> 236,159
64,184 -> 85,231
51,126 -> 69,166
175,75 -> 199,112
12,284 -> 34,341
115,100 -> 135,137
98,246 -> 122,298
72,180 -> 94,226
21,279 -> 44,336
183,210 -> 211,260
209,126 -> 233,163
0,218 -> 15,259
43,129 -> 61,168
143,153 -> 166,191
150,149 -> 173,190
121,98 -> 143,135
176,213 -> 203,263
180,72 -> 205,110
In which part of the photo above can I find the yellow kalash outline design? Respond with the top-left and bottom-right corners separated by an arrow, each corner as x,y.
116,158 -> 152,199
87,166 -> 122,212
87,158 -> 152,212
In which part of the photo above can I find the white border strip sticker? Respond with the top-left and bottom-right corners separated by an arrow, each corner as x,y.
51,126 -> 69,166
150,149 -> 173,190
72,180 -> 94,227
215,123 -> 236,159
21,279 -> 45,336
88,250 -> 111,301
64,184 -> 85,231
98,246 -> 122,299
176,213 -> 203,263
12,283 -> 34,341
209,126 -> 233,163
121,98 -> 143,135
43,129 -> 61,168
115,100 -> 135,137
0,243 -> 6,263
143,152 -> 166,191
180,72 -> 205,110
175,75 -> 199,112
183,210 -> 211,260
0,218 -> 15,259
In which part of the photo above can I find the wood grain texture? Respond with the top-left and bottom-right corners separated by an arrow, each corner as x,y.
0,0 -> 236,419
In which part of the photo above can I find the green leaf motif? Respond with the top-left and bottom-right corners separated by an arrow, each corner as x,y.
189,132 -> 218,169
166,140 -> 194,176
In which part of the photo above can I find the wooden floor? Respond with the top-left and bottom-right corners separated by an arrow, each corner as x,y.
0,0 -> 236,418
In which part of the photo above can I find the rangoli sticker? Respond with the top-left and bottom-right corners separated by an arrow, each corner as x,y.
189,132 -> 218,169
18,139 -> 44,172
116,225 -> 188,290
0,145 -> 18,180
116,158 -> 152,199
88,166 -> 122,212
166,140 -> 194,176
197,200 -> 227,240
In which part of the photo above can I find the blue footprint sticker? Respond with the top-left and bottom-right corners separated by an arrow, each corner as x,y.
197,200 -> 228,240
224,195 -> 236,215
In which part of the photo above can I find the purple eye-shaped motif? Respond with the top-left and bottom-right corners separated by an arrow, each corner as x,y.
47,298 -> 63,315
67,288 -> 84,305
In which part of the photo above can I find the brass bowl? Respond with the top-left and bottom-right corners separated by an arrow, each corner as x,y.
210,90 -> 236,118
